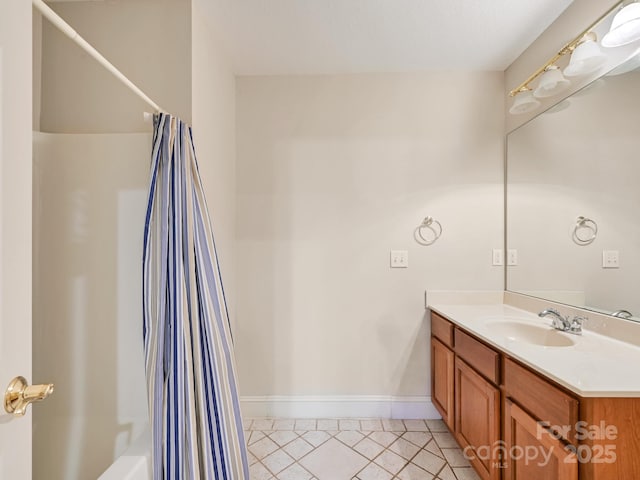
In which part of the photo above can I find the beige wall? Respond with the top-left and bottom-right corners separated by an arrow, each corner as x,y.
39,0 -> 191,133
235,73 -> 505,404
191,0 -> 237,325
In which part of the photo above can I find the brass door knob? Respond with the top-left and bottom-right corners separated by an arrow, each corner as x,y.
4,376 -> 54,416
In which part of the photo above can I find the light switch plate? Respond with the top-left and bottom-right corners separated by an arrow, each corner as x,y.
507,249 -> 518,266
602,250 -> 619,268
492,249 -> 504,266
390,250 -> 408,268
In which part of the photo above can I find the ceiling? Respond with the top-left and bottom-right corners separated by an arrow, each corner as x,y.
201,0 -> 575,75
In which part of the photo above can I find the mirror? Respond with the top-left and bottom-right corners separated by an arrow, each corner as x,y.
506,63 -> 640,322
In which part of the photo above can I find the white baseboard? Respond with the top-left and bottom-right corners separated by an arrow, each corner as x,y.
240,395 -> 441,420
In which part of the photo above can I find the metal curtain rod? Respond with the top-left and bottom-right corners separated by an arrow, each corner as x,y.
32,0 -> 164,113
509,0 -> 624,97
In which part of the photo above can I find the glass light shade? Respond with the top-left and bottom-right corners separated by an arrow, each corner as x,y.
509,89 -> 541,115
564,39 -> 607,76
606,50 -> 640,75
533,65 -> 571,98
602,3 -> 640,47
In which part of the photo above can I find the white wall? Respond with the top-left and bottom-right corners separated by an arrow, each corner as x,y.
33,133 -> 150,480
191,0 -> 237,327
235,73 -> 505,414
39,0 -> 191,133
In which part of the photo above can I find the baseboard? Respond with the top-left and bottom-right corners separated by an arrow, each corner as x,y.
240,395 -> 441,420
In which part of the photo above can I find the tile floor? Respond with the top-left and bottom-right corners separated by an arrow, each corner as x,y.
245,418 -> 481,480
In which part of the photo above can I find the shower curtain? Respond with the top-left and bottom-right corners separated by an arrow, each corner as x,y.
142,113 -> 249,479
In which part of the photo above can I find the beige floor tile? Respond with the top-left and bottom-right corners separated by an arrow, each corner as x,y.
269,430 -> 298,447
248,450 -> 258,466
389,437 -> 420,460
356,461 -> 394,480
299,438 -> 368,480
249,436 -> 280,459
373,449 -> 408,475
424,439 -> 444,458
451,467 -> 480,480
426,420 -> 448,432
382,419 -> 407,432
354,437 -> 386,460
412,449 -> 447,475
402,431 -> 433,448
295,419 -> 317,431
442,449 -> 470,468
404,420 -> 429,431
249,430 -> 267,445
360,419 -> 384,431
339,419 -> 361,430
432,432 -> 458,449
273,419 -> 295,430
276,462 -> 314,480
301,430 -> 331,447
397,463 -> 435,480
282,437 -> 315,460
253,419 -> 275,431
262,449 -> 295,475
316,419 -> 338,431
437,464 -> 456,480
336,430 -> 365,447
368,431 -> 399,448
249,461 -> 274,480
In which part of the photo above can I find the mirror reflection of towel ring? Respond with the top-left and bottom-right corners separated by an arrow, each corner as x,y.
414,216 -> 442,246
573,216 -> 597,246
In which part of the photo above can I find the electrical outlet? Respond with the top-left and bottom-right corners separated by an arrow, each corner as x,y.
390,250 -> 408,268
507,249 -> 518,266
492,249 -> 504,266
602,250 -> 619,269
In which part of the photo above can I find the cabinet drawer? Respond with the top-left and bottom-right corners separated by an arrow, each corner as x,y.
431,312 -> 454,348
454,329 -> 500,385
504,358 -> 579,444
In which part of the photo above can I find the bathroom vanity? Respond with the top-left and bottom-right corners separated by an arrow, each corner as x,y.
429,303 -> 640,480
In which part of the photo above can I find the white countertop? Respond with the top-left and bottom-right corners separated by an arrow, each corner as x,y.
429,303 -> 640,398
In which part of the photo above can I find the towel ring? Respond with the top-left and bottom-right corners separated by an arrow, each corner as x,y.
573,216 -> 597,246
414,216 -> 442,246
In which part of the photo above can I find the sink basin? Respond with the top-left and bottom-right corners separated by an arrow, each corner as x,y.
486,320 -> 576,347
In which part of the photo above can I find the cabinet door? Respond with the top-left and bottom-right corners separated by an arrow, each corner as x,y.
431,337 -> 454,430
454,358 -> 500,480
504,399 -> 578,480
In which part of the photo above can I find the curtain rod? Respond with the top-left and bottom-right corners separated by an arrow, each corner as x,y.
32,0 -> 164,114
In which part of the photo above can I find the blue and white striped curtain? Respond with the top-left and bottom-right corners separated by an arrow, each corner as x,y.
143,113 -> 249,479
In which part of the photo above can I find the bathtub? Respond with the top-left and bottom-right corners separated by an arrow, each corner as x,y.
98,428 -> 151,480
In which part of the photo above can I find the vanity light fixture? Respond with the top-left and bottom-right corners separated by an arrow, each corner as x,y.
508,1 -> 624,115
602,2 -> 640,47
533,65 -> 571,97
564,33 -> 607,77
509,87 -> 541,114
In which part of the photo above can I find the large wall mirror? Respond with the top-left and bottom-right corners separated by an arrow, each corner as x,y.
507,56 -> 640,321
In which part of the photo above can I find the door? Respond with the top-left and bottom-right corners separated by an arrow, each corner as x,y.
431,337 -> 454,430
0,0 -> 35,477
454,358 -> 501,480
504,399 -> 578,480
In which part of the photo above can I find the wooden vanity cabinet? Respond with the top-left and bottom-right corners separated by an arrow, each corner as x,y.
504,358 -> 579,480
430,310 -> 640,480
454,329 -> 501,480
431,313 -> 454,430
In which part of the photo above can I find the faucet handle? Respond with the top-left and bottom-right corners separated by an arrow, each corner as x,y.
569,316 -> 587,334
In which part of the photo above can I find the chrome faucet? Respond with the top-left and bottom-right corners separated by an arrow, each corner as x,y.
539,308 -> 571,331
538,308 -> 585,335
